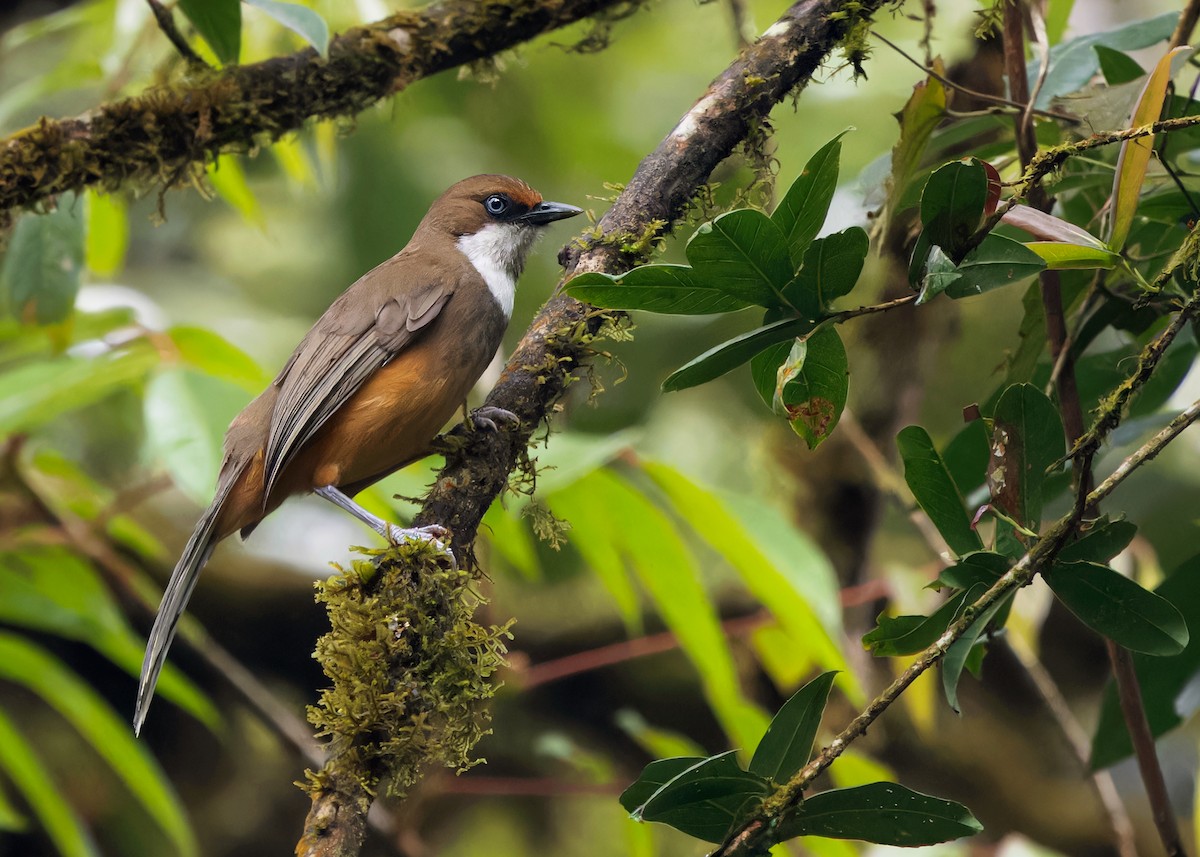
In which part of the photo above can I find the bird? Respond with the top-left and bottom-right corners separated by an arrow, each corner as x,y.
134,174 -> 582,735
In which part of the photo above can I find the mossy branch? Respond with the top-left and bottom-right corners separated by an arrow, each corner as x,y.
0,0 -> 637,214
297,0 -> 893,854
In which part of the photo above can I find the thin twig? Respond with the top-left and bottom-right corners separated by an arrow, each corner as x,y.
145,0 -> 209,67
1170,0 -> 1200,51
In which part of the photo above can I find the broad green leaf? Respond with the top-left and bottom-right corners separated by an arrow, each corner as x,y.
1094,45 -> 1146,85
168,325 -> 270,393
1092,554 -> 1200,768
943,235 -> 1046,298
1023,241 -> 1120,270
178,0 -> 241,64
84,190 -> 128,277
244,0 -> 329,57
686,210 -> 794,308
633,751 -> 769,843
0,343 -> 158,435
920,159 -> 987,256
566,267 -> 752,315
1109,47 -> 1192,251
662,317 -> 809,392
144,368 -> 250,507
862,591 -> 970,657
1058,520 -> 1138,564
641,463 -> 849,688
937,552 -> 1010,591
619,757 -> 707,813
783,227 -> 869,319
773,132 -> 847,266
896,425 -> 983,556
1045,561 -> 1188,656
915,244 -> 961,305
749,671 -> 836,782
773,327 -> 849,450
0,634 -> 197,856
988,383 -> 1065,529
943,589 -> 1012,713
0,705 -> 97,857
0,547 -> 219,729
942,419 -> 990,500
777,782 -> 983,845
207,154 -> 263,228
2,193 -> 84,325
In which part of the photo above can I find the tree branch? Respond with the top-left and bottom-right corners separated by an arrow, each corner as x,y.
0,0 -> 634,214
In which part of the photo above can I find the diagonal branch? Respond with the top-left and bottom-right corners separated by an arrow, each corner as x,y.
0,0 -> 634,214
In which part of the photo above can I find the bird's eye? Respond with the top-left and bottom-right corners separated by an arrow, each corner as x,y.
484,194 -> 511,216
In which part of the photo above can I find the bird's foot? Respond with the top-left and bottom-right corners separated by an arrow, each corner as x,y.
384,523 -> 456,570
471,405 -> 519,433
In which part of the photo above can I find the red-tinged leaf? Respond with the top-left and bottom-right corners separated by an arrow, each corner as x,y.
1109,46 -> 1192,250
982,161 -> 1002,216
1002,204 -> 1108,248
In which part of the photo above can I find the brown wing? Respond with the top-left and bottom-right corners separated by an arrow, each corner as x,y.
261,271 -> 453,500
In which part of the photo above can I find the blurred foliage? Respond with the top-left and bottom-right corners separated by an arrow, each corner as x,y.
2,0 -> 1200,856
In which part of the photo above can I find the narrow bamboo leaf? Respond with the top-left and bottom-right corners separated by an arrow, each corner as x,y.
661,317 -> 809,392
773,132 -> 848,266
207,155 -> 264,228
686,210 -> 794,308
774,328 -> 848,449
1058,520 -> 1138,564
943,590 -> 1011,713
616,711 -> 706,761
0,705 -> 98,857
0,779 -> 25,831
168,325 -> 269,392
916,244 -> 961,304
480,502 -> 540,581
1109,47 -> 1192,251
0,634 -> 197,856
620,757 -> 707,813
1002,203 -> 1108,247
862,592 -> 968,657
84,190 -> 128,277
777,782 -> 983,845
567,267 -> 753,315
988,383 -> 1064,529
178,0 -> 240,64
1023,241 -> 1120,270
896,426 -> 983,556
2,193 -> 84,325
943,235 -> 1046,299
749,671 -> 837,782
1092,554 -> 1200,768
1045,561 -> 1188,656
784,227 -> 870,319
634,751 -> 769,843
244,0 -> 329,57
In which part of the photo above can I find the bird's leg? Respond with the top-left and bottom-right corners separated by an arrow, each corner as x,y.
470,405 -> 520,432
314,485 -> 455,568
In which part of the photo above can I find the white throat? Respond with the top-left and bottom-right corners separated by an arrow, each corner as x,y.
456,222 -> 540,319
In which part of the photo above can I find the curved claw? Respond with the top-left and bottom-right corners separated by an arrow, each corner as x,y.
386,524 -> 457,570
471,406 -> 520,433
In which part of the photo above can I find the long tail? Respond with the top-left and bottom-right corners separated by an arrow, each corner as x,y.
133,501 -> 224,735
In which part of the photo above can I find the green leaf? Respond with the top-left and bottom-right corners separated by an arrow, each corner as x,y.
1045,561 -> 1188,656
566,267 -> 753,315
244,0 -> 329,57
1058,520 -> 1138,564
619,757 -> 706,813
685,210 -> 794,308
661,317 -> 809,392
942,418 -> 990,500
777,782 -> 983,846
1023,241 -> 1120,270
937,551 -> 1010,591
178,0 -> 241,64
749,671 -> 836,782
1091,554 -> 1200,768
988,383 -> 1065,529
0,705 -> 98,857
881,67 -> 946,239
943,235 -> 1046,298
0,778 -> 26,831
0,633 -> 198,856
919,159 -> 987,258
207,154 -> 263,228
0,343 -> 159,435
2,193 -> 84,325
784,227 -> 869,319
84,190 -> 128,277
942,587 -> 1010,713
863,592 -> 969,657
1109,47 -> 1192,251
144,367 -> 250,507
168,325 -> 270,392
915,244 -> 961,305
773,132 -> 847,266
1095,45 -> 1146,85
772,327 -> 848,450
633,751 -> 769,843
896,426 -> 983,556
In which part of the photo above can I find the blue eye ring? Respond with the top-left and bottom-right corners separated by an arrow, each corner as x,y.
484,194 -> 511,216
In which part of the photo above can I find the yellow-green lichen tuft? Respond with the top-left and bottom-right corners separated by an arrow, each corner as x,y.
303,540 -> 512,797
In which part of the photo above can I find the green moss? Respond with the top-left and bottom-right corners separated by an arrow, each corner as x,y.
303,539 -> 512,797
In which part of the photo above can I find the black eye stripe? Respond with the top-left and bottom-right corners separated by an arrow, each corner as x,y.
482,193 -> 530,221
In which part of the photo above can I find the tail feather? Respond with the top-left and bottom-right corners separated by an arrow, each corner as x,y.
133,503 -> 222,735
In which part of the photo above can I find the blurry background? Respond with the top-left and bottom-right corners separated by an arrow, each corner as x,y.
1,1 -> 1199,855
